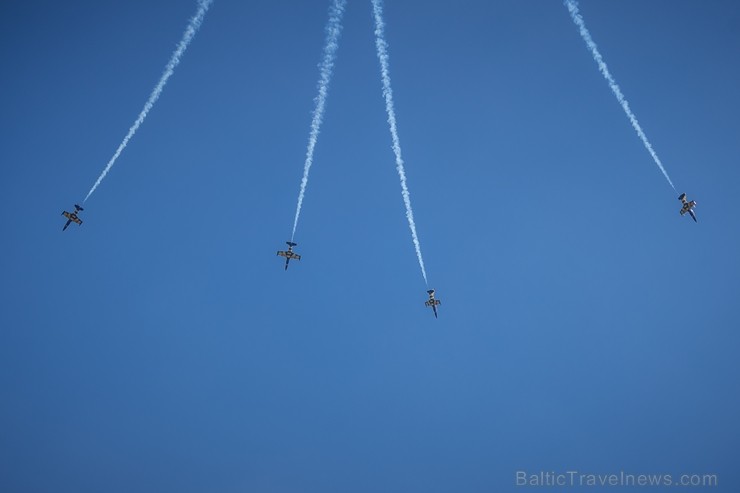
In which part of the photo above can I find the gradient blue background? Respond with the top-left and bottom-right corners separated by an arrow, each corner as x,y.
1,1 -> 738,491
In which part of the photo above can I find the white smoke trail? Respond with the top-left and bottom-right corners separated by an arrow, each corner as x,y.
371,0 -> 428,285
565,0 -> 676,192
84,0 -> 214,202
291,0 -> 347,240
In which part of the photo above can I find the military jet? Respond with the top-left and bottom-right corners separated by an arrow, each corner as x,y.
61,204 -> 84,231
678,193 -> 697,222
425,289 -> 441,318
276,241 -> 301,270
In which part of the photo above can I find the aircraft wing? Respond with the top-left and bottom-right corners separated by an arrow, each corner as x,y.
291,253 -> 301,260
277,251 -> 287,257
62,212 -> 81,223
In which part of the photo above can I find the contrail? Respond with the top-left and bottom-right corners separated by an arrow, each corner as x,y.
83,0 -> 214,202
564,0 -> 676,192
371,0 -> 428,285
291,0 -> 347,240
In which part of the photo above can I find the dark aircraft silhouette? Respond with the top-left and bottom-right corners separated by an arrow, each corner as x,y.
276,241 -> 301,270
425,289 -> 441,318
61,204 -> 84,231
678,193 -> 697,222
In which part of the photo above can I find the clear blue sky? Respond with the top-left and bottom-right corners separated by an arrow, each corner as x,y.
1,1 -> 739,491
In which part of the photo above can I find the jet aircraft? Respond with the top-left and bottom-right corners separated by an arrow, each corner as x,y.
678,193 -> 697,222
277,241 -> 301,270
62,204 -> 84,231
425,289 -> 441,318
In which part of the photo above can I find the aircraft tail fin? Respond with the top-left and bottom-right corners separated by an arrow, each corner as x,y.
678,193 -> 686,202
286,241 -> 297,247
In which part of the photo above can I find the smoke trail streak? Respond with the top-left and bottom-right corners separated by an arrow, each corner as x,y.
371,0 -> 428,285
564,0 -> 676,191
84,0 -> 214,202
291,0 -> 347,240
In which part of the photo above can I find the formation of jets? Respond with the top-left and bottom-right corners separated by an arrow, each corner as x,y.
60,192 -> 700,317
61,204 -> 84,231
679,193 -> 698,222
274,240 -> 444,318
